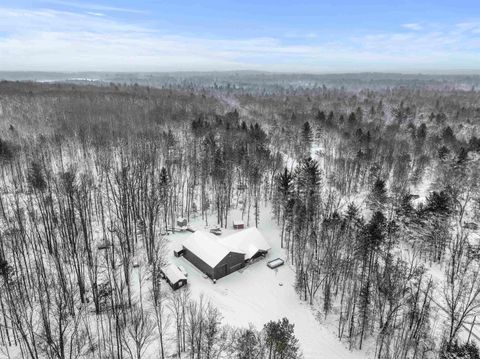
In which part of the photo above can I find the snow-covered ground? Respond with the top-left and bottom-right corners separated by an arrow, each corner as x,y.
165,206 -> 370,359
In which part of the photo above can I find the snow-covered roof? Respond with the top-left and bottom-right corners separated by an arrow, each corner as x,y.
162,264 -> 187,284
233,220 -> 245,225
219,227 -> 271,261
183,231 -> 242,267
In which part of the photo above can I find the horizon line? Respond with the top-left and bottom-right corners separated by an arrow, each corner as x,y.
2,70 -> 480,76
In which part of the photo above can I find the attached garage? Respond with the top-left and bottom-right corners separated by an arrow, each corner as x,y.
218,227 -> 271,262
182,231 -> 245,280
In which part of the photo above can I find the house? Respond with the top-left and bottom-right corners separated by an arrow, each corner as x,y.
233,220 -> 245,230
177,217 -> 188,227
218,227 -> 271,262
182,231 -> 245,280
161,264 -> 188,290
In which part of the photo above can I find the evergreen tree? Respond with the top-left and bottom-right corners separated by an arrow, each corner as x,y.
274,168 -> 294,245
27,160 -> 47,191
302,121 -> 313,144
417,123 -> 427,140
234,327 -> 262,359
264,318 -> 301,359
367,178 -> 388,211
439,146 -> 450,160
357,211 -> 386,349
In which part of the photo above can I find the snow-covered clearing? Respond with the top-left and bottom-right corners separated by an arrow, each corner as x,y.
165,206 -> 370,359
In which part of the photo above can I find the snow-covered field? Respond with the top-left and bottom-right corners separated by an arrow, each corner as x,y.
165,207 -> 370,359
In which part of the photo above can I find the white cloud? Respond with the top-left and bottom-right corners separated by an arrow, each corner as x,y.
40,0 -> 147,14
402,23 -> 423,31
0,7 -> 479,72
86,12 -> 105,17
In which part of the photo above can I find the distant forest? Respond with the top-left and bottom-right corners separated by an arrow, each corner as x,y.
1,71 -> 480,91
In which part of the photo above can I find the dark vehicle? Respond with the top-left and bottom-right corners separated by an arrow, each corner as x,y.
267,258 -> 285,269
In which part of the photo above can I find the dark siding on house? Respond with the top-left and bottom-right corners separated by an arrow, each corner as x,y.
213,252 -> 245,279
183,248 -> 215,278
183,247 -> 245,280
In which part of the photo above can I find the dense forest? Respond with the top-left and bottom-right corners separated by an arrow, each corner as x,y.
0,76 -> 480,359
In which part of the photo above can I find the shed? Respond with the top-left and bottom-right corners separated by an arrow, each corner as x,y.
161,264 -> 187,290
218,227 -> 271,262
233,220 -> 245,230
177,217 -> 188,227
182,231 -> 245,280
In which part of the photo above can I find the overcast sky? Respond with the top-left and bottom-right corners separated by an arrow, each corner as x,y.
1,0 -> 480,73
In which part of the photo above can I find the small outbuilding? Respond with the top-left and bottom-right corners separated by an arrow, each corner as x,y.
177,217 -> 188,227
97,240 -> 111,250
161,264 -> 188,290
182,231 -> 245,280
233,220 -> 245,230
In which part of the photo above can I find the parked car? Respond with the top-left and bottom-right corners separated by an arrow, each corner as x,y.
267,258 -> 285,269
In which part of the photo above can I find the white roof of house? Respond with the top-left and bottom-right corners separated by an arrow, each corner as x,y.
233,220 -> 245,225
183,231 -> 242,267
218,227 -> 271,261
162,264 -> 186,284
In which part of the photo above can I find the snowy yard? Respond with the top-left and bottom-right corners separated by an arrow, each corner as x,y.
165,207 -> 370,359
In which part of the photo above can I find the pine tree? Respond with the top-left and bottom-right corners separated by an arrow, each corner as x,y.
264,318 -> 301,359
367,178 -> 388,211
439,145 -> 450,160
302,122 -> 313,143
357,211 -> 386,349
27,160 -> 47,191
234,327 -> 261,359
